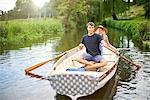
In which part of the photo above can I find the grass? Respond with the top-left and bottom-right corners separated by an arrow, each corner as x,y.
118,5 -> 145,19
0,18 -> 64,43
0,18 -> 65,53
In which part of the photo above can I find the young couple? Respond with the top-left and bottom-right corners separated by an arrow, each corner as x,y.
67,22 -> 117,71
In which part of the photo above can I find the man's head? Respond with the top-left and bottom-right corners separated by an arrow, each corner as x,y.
86,22 -> 95,34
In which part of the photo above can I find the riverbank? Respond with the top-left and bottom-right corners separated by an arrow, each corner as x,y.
103,16 -> 150,51
0,18 -> 64,53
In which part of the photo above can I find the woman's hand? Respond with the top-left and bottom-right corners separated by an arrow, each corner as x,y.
115,50 -> 120,56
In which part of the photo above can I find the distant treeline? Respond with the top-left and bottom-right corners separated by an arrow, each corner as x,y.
0,0 -> 149,25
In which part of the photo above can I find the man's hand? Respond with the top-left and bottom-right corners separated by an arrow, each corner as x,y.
79,43 -> 84,50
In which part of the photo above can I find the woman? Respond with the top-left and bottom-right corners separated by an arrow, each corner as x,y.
94,25 -> 117,54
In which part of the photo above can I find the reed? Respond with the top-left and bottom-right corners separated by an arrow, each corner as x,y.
0,18 -> 64,52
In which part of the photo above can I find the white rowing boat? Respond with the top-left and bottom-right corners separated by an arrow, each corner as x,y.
48,46 -> 119,99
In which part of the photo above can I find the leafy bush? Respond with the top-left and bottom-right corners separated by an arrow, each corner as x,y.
104,18 -> 150,41
0,18 -> 64,44
104,18 -> 150,51
0,24 -> 8,38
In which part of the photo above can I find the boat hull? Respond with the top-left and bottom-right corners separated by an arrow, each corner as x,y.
48,47 -> 119,99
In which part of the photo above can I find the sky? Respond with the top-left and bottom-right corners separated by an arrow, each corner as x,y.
0,0 -> 49,11
0,0 -> 17,11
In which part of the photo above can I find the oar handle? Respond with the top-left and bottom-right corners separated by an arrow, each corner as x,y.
25,46 -> 80,80
25,52 -> 66,74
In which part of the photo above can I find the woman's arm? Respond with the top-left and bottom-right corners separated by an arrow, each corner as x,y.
104,35 -> 117,51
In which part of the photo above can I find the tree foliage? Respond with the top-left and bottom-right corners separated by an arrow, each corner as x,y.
54,0 -> 128,26
14,0 -> 36,18
0,0 -> 149,22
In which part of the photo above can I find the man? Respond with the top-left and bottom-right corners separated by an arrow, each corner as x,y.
77,22 -> 107,71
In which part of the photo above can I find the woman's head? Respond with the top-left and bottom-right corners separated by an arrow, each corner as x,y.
94,25 -> 108,36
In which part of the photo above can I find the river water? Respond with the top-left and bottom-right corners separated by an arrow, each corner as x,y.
0,28 -> 150,100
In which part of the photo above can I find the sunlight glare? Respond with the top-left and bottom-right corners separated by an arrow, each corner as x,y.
32,0 -> 49,8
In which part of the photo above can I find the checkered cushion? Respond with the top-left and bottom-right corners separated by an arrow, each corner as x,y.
48,74 -> 99,96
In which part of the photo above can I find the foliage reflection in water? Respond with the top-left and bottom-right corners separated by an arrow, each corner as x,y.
0,27 -> 149,100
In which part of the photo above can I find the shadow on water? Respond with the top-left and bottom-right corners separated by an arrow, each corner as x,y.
55,75 -> 119,100
117,57 -> 136,82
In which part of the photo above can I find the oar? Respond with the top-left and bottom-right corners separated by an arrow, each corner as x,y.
104,45 -> 141,71
117,48 -> 131,51
25,46 -> 80,80
25,52 -> 66,74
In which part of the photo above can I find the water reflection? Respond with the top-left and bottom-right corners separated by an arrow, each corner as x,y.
0,34 -> 60,55
0,27 -> 150,100
54,29 -> 85,52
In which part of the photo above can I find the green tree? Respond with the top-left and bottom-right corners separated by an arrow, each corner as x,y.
132,0 -> 150,19
15,0 -> 36,18
57,0 -> 89,27
144,0 -> 150,19
47,0 -> 59,18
